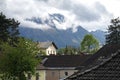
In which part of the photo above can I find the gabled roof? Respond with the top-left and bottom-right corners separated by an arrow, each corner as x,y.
37,41 -> 58,49
65,50 -> 120,80
37,54 -> 91,69
76,44 -> 120,70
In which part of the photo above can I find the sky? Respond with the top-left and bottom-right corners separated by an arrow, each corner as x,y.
0,0 -> 120,31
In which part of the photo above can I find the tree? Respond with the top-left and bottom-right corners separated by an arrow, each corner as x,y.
57,45 -> 78,55
0,12 -> 20,45
80,34 -> 99,54
0,38 -> 40,80
106,17 -> 120,44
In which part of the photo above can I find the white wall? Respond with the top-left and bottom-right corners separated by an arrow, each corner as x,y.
46,44 -> 57,55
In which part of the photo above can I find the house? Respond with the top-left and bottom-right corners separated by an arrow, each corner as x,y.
65,44 -> 120,80
29,54 -> 91,80
76,44 -> 120,70
37,41 -> 58,55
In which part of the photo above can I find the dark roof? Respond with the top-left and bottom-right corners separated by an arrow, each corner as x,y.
41,54 -> 91,68
37,41 -> 58,49
36,64 -> 47,70
65,50 -> 120,80
76,44 -> 120,69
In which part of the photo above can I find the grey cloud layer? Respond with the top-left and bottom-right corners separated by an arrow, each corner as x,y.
39,0 -> 111,22
0,0 -> 113,31
0,0 -> 6,12
71,4 -> 100,22
0,0 -> 111,22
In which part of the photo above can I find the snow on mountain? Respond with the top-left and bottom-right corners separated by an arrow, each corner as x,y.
20,13 -> 105,48
25,13 -> 76,31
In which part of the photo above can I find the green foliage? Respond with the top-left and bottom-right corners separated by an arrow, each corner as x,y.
106,17 -> 120,44
80,34 -> 99,54
57,46 -> 80,55
0,12 -> 20,45
0,38 -> 40,80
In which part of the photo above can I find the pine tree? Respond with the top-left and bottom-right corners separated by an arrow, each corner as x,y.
106,17 -> 120,44
0,12 -> 20,45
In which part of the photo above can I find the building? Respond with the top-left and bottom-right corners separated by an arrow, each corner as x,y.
65,44 -> 120,80
30,54 -> 91,80
37,42 -> 58,55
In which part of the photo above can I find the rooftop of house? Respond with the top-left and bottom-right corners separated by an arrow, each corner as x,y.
65,44 -> 120,80
65,50 -> 120,80
76,43 -> 120,70
36,54 -> 91,70
37,41 -> 58,49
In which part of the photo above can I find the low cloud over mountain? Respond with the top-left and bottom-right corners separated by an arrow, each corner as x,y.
19,13 -> 105,48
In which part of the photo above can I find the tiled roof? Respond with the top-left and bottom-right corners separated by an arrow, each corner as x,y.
38,54 -> 91,68
65,50 -> 120,80
37,41 -> 58,49
65,44 -> 120,80
76,44 -> 120,70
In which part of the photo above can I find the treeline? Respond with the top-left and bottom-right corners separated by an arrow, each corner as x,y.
0,12 -> 42,80
58,17 -> 120,55
58,34 -> 99,55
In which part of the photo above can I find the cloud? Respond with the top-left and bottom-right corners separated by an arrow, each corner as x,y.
0,0 -> 115,31
71,4 -> 101,22
40,0 -> 100,22
0,0 -> 7,12
95,2 -> 108,14
41,0 -> 111,22
20,19 -> 51,30
36,0 -> 48,2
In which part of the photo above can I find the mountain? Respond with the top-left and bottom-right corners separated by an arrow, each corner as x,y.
90,30 -> 105,45
19,13 -> 105,48
19,26 -> 89,48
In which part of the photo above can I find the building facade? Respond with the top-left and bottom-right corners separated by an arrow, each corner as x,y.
28,55 -> 91,80
37,42 -> 58,55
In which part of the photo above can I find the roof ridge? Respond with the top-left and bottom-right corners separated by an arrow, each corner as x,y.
78,50 -> 119,75
65,50 -> 120,79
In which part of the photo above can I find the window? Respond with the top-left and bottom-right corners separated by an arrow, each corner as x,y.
51,50 -> 52,54
28,73 -> 32,80
53,51 -> 55,54
36,73 -> 39,80
52,72 -> 55,76
65,72 -> 68,76
48,51 -> 49,54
